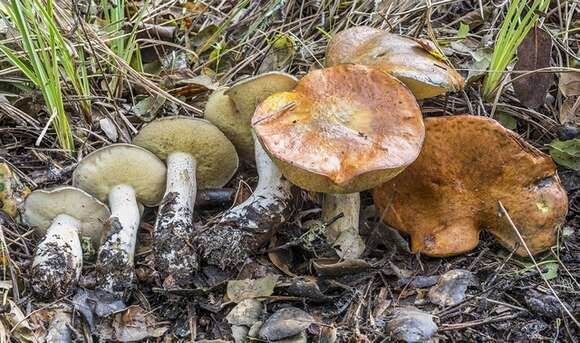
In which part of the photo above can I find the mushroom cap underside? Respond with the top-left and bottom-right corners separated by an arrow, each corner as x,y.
23,186 -> 111,246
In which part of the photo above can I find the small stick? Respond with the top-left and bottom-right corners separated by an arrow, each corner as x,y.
498,201 -> 579,329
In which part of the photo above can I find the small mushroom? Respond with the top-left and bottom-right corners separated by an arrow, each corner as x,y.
373,115 -> 568,257
73,144 -> 166,294
0,163 -> 29,219
22,186 -> 110,299
252,64 -> 424,259
326,26 -> 464,99
202,73 -> 297,267
132,116 -> 239,285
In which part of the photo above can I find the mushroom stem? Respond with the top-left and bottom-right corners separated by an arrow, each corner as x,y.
31,214 -> 82,299
96,184 -> 140,294
46,309 -> 73,343
220,135 -> 293,230
155,151 -> 198,285
321,193 -> 365,259
199,136 -> 294,269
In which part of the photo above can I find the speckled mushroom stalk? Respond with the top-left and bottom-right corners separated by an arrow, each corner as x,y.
73,144 -> 166,294
219,132 -> 293,230
133,117 -> 238,286
252,65 -> 425,260
201,73 -> 297,267
32,214 -> 82,293
23,187 -> 110,299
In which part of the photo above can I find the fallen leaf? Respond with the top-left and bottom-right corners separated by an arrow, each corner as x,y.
559,96 -> 579,125
268,237 -> 296,277
258,33 -> 296,73
386,306 -> 437,343
559,71 -> 580,97
312,258 -> 371,277
549,138 -> 580,171
132,95 -> 166,122
258,307 -> 314,341
227,275 -> 279,303
0,300 -> 38,343
226,299 -> 263,326
457,22 -> 470,39
99,118 -> 118,142
513,27 -> 553,109
494,113 -> 518,130
428,269 -> 477,306
98,305 -> 168,342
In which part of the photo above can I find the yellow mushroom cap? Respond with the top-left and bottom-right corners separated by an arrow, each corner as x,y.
133,116 -> 239,189
205,73 -> 298,160
73,144 -> 167,207
326,26 -> 465,99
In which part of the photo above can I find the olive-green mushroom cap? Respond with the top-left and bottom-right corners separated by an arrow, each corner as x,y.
205,73 -> 298,160
22,186 -> 110,246
133,116 -> 239,188
73,144 -> 167,207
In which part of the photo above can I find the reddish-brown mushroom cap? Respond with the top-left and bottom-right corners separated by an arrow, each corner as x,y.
252,64 -> 424,194
373,115 -> 568,257
325,26 -> 465,99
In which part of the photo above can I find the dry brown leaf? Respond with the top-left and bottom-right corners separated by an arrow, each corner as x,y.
513,27 -> 553,109
559,71 -> 580,97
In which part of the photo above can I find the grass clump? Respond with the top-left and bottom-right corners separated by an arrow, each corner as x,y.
0,0 -> 93,152
482,0 -> 551,100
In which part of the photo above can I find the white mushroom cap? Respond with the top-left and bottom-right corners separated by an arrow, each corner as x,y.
22,186 -> 111,246
72,144 -> 167,207
205,73 -> 298,160
133,116 -> 239,188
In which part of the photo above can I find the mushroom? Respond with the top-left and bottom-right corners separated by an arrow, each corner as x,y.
373,115 -> 568,257
133,116 -> 238,284
201,73 -> 297,267
252,64 -> 424,259
73,144 -> 166,294
22,186 -> 110,299
325,26 -> 464,99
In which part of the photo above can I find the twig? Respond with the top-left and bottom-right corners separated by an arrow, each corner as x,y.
497,201 -> 580,329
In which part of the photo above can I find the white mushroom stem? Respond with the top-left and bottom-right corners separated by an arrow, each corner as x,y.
96,184 -> 141,294
322,193 -> 365,259
154,151 -> 198,285
31,214 -> 82,299
220,134 -> 293,231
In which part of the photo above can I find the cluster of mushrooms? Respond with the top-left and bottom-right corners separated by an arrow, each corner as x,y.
22,27 -> 568,302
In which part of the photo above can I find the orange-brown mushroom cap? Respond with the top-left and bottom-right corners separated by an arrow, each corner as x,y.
252,64 -> 424,194
373,115 -> 568,257
326,26 -> 465,99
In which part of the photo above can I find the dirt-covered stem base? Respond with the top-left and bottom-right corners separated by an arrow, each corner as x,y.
198,137 -> 293,269
31,213 -> 82,299
96,184 -> 140,294
154,151 -> 198,286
